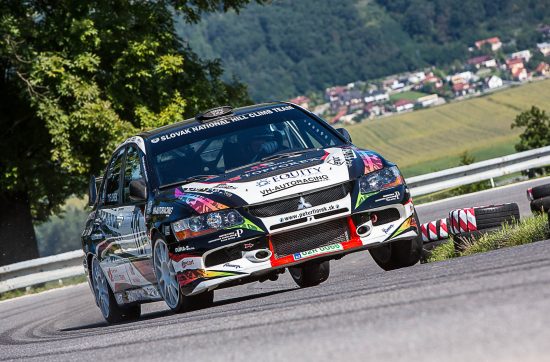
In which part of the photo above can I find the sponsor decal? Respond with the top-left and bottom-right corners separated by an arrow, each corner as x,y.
382,225 -> 394,234
357,151 -> 384,173
279,204 -> 340,223
174,245 -> 195,253
256,167 -> 323,187
355,191 -> 378,209
375,191 -> 401,203
243,242 -> 254,249
239,158 -> 321,180
152,206 -> 173,215
152,106 -> 294,143
293,244 -> 344,261
176,269 -> 242,286
106,192 -> 118,203
223,263 -> 242,269
180,186 -> 233,197
387,216 -> 414,240
326,155 -> 345,166
342,148 -> 357,166
181,257 -> 201,268
259,175 -> 329,196
174,190 -> 229,214
209,229 -> 244,243
229,218 -> 263,232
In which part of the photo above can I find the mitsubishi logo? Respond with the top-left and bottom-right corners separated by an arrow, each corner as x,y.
297,196 -> 312,210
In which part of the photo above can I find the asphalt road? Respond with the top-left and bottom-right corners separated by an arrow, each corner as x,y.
1,178 -> 549,361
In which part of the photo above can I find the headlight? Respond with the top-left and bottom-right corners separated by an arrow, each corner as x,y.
172,210 -> 244,241
359,166 -> 403,194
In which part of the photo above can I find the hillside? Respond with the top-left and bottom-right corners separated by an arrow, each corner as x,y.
177,0 -> 549,100
346,79 -> 550,176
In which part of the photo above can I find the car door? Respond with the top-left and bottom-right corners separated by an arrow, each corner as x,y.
93,147 -> 134,293
117,144 -> 156,288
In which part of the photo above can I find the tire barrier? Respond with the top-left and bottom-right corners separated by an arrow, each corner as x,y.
451,203 -> 520,251
528,184 -> 550,214
531,196 -> 550,214
530,184 -> 550,200
420,218 -> 449,242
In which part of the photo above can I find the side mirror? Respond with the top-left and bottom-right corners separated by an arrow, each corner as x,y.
88,175 -> 97,206
129,179 -> 147,202
336,128 -> 352,143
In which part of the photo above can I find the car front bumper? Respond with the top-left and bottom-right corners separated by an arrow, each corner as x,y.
170,196 -> 419,296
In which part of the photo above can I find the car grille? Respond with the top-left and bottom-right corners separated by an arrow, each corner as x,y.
271,218 -> 350,258
247,182 -> 352,218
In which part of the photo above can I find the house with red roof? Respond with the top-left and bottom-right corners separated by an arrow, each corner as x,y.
393,99 -> 414,113
467,55 -> 497,69
535,62 -> 549,76
289,96 -> 310,109
475,37 -> 502,51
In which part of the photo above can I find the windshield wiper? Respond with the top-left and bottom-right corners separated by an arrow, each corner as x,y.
159,174 -> 217,190
260,148 -> 318,162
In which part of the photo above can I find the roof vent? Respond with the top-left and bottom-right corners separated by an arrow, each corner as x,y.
195,106 -> 233,122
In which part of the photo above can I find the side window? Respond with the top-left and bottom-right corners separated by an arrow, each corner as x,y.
103,148 -> 125,206
123,145 -> 145,203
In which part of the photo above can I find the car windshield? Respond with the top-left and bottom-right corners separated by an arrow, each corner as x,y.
148,105 -> 345,188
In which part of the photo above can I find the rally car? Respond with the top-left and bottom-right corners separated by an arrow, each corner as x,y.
82,102 -> 422,323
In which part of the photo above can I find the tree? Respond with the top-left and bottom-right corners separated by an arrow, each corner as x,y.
511,106 -> 550,178
0,0 -> 259,265
512,106 -> 550,151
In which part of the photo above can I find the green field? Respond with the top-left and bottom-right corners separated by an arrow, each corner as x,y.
347,80 -> 550,177
389,91 -> 427,102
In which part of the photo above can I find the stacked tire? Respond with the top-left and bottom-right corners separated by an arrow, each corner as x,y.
419,218 -> 449,262
449,203 -> 520,251
528,184 -> 550,214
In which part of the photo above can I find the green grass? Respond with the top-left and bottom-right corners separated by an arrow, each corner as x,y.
389,91 -> 427,101
0,275 -> 87,301
347,80 -> 550,177
428,214 -> 549,262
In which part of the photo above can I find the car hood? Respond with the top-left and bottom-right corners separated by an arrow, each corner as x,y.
155,146 -> 390,213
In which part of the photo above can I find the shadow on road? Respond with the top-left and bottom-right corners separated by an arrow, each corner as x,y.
60,287 -> 297,332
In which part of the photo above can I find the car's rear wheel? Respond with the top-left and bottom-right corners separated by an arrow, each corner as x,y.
153,237 -> 213,313
369,215 -> 423,271
288,260 -> 330,288
91,257 -> 141,323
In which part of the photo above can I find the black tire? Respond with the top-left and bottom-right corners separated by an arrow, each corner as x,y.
531,197 -> 550,214
370,213 -> 423,270
288,260 -> 330,288
531,184 -> 550,200
473,203 -> 520,230
91,257 -> 141,324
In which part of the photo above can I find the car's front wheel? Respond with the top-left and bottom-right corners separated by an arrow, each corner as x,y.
369,215 -> 423,271
91,257 -> 141,323
153,237 -> 214,313
288,260 -> 330,288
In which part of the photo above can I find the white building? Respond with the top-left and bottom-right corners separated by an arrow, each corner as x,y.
510,50 -> 532,63
537,42 -> 550,57
486,75 -> 503,89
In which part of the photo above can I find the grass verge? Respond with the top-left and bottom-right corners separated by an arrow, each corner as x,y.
0,275 -> 87,301
428,213 -> 550,262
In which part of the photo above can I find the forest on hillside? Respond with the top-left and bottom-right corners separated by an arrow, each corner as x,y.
177,0 -> 550,100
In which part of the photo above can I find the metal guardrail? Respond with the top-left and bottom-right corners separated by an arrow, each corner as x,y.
407,145 -> 550,196
0,250 -> 85,294
1,146 -> 550,294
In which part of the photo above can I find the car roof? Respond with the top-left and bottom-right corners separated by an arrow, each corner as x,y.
137,101 -> 292,140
